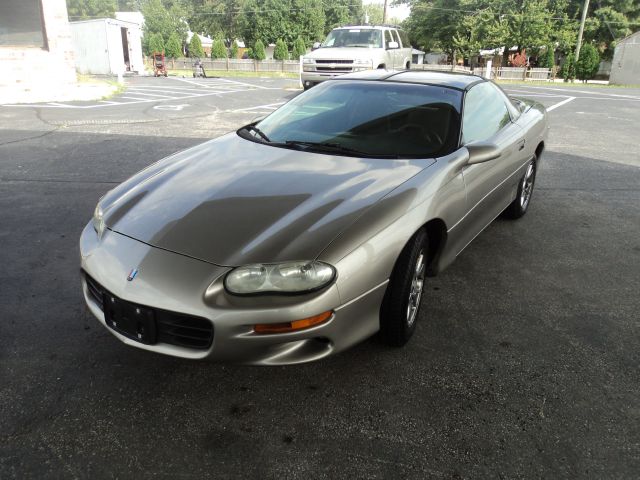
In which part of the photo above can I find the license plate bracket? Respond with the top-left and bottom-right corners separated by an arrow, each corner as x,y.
103,293 -> 157,345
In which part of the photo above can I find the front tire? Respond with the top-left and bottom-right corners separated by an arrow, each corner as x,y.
504,155 -> 537,219
380,229 -> 428,347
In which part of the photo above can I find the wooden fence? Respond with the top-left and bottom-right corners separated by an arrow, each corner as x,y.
149,57 -> 300,73
413,64 -> 554,81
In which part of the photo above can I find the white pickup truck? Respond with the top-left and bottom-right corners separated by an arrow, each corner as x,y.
301,25 -> 413,89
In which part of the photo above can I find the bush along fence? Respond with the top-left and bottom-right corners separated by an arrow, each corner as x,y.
411,63 -> 556,81
149,56 -> 558,81
147,57 -> 301,74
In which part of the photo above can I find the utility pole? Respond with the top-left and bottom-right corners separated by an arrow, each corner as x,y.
383,0 -> 388,24
575,0 -> 590,63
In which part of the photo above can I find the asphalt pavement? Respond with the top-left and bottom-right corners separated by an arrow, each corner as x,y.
1,76 -> 639,479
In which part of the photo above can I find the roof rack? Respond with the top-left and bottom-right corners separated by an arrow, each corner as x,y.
339,24 -> 402,29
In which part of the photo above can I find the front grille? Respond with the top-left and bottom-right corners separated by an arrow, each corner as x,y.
84,273 -> 213,350
156,312 -> 213,349
86,274 -> 103,309
315,59 -> 353,64
316,67 -> 353,72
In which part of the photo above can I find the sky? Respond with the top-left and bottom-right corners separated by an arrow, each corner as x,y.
362,0 -> 411,22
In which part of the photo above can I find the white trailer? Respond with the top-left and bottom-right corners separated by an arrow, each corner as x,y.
70,18 -> 143,75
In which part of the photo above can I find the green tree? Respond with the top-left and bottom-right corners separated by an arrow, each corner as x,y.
148,32 -> 165,53
273,39 -> 288,60
252,39 -> 266,60
211,36 -> 227,59
567,0 -> 640,58
561,52 -> 575,81
189,33 -> 205,58
324,0 -> 364,31
575,43 -> 600,81
187,0 -> 246,43
239,0 -> 325,47
66,0 -> 117,19
292,36 -> 307,59
230,41 -> 239,59
165,32 -> 182,58
141,0 -> 188,56
540,44 -> 555,68
117,0 -> 140,9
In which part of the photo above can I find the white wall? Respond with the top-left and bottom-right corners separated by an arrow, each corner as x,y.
105,21 -> 125,74
71,20 -> 110,75
70,19 -> 144,75
610,33 -> 640,85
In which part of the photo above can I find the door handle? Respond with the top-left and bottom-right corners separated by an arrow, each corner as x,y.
518,139 -> 526,151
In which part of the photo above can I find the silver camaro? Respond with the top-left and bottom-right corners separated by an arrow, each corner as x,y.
80,70 -> 548,365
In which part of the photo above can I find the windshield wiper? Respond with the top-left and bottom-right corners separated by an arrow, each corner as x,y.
284,140 -> 398,158
239,124 -> 272,143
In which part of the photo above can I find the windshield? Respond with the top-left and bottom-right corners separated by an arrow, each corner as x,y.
322,29 -> 383,48
242,81 -> 462,158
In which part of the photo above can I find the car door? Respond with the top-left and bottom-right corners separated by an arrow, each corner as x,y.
397,29 -> 412,67
453,81 -> 526,254
383,29 -> 395,68
390,30 -> 403,68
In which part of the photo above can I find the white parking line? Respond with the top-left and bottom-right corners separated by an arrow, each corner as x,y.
506,93 -> 569,97
525,86 -> 640,100
123,91 -> 177,98
234,101 -> 286,112
547,96 -> 576,111
120,96 -> 157,101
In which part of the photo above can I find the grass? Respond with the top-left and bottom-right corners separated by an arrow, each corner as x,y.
148,68 -> 299,79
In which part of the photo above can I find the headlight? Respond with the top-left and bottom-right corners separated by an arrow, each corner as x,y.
353,58 -> 372,65
302,57 -> 315,64
92,203 -> 106,239
224,261 -> 335,295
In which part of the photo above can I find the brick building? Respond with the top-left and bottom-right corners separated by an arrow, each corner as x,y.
0,0 -> 77,103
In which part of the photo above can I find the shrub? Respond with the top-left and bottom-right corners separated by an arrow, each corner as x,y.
252,39 -> 266,60
292,36 -> 306,59
211,36 -> 227,59
165,33 -> 182,58
189,33 -> 204,58
148,33 -> 165,54
540,45 -> 554,68
274,39 -> 288,60
561,52 -> 575,82
576,44 -> 600,81
230,41 -> 239,59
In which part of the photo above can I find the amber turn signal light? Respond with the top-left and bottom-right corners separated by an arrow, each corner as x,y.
254,310 -> 333,334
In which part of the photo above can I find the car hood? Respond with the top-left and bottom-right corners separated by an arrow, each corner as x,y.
101,134 -> 432,266
305,47 -> 383,61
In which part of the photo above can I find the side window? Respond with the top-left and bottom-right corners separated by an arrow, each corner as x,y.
0,0 -> 46,48
391,30 -> 401,45
462,82 -> 512,144
384,30 -> 393,49
398,30 -> 411,48
489,82 -> 521,120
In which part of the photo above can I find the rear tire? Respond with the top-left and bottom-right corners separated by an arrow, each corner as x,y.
504,155 -> 537,219
380,229 -> 428,347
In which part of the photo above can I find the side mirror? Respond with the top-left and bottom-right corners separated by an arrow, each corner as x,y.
312,42 -> 321,51
387,41 -> 399,50
466,141 -> 502,165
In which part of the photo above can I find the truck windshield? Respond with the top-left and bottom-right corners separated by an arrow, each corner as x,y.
240,81 -> 463,159
322,29 -> 383,48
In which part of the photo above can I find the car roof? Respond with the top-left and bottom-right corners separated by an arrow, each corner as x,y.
333,69 -> 485,91
334,25 -> 401,30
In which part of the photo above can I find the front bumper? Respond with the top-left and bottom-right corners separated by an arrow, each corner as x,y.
80,224 -> 385,365
301,66 -> 371,84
